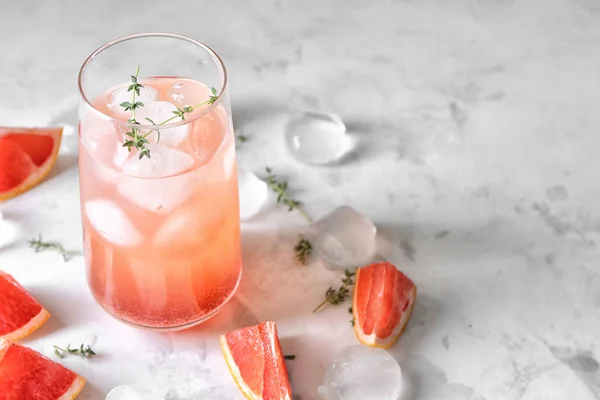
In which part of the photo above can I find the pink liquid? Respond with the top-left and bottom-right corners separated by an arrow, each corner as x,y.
79,77 -> 242,329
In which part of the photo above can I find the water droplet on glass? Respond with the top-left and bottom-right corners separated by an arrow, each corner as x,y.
318,346 -> 402,400
237,169 -> 268,221
284,112 -> 353,165
309,206 -> 376,270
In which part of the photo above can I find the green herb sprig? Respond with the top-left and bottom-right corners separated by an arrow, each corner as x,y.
313,269 -> 355,313
28,234 -> 79,262
294,236 -> 312,265
284,355 -> 296,360
53,344 -> 96,360
121,65 -> 150,159
262,167 -> 314,265
264,167 -> 312,222
120,66 -> 219,159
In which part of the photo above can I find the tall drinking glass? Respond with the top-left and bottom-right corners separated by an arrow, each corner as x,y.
77,33 -> 242,330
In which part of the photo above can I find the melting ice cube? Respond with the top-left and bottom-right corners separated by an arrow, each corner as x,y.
168,79 -> 213,109
80,112 -> 130,168
318,346 -> 402,400
284,112 -> 353,165
117,145 -> 195,213
136,101 -> 189,147
153,207 -> 224,247
107,85 -> 158,117
105,385 -> 162,400
310,206 -> 376,270
121,144 -> 194,179
85,200 -> 143,246
105,385 -> 143,400
237,169 -> 268,221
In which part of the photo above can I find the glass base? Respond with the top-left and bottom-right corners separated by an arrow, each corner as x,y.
90,272 -> 242,332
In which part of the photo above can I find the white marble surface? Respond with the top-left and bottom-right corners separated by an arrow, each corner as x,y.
1,0 -> 600,399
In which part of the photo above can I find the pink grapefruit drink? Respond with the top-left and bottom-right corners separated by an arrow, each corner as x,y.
78,34 -> 241,330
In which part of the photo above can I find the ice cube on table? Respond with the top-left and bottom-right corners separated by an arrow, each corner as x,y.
318,346 -> 402,400
106,385 -> 162,400
310,205 -> 377,270
285,112 -> 353,165
135,101 -> 188,147
85,200 -> 143,246
106,385 -> 143,400
107,85 -> 158,117
237,169 -> 268,221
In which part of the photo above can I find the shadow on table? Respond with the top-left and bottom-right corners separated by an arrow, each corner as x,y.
77,381 -> 104,400
47,151 -> 78,182
185,224 -> 343,400
177,224 -> 316,336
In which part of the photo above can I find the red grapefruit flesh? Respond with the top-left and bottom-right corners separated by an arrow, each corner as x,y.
0,338 -> 85,399
0,127 -> 62,201
220,321 -> 292,400
0,271 -> 51,342
353,262 -> 417,348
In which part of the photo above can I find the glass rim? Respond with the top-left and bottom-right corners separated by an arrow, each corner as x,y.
77,32 -> 228,129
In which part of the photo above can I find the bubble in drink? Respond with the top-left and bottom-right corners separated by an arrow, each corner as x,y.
285,112 -> 353,165
136,101 -> 188,147
85,200 -> 143,246
237,169 -> 268,221
107,85 -> 158,117
318,346 -> 402,400
310,206 -> 376,270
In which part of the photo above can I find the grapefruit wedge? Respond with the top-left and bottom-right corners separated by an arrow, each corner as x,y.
353,262 -> 417,349
0,271 -> 51,342
220,321 -> 292,400
0,127 -> 63,201
0,338 -> 85,399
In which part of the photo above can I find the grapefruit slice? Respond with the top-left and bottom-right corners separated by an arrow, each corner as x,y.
220,321 -> 292,400
353,262 -> 417,349
0,127 -> 63,201
0,271 -> 51,341
0,338 -> 85,399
